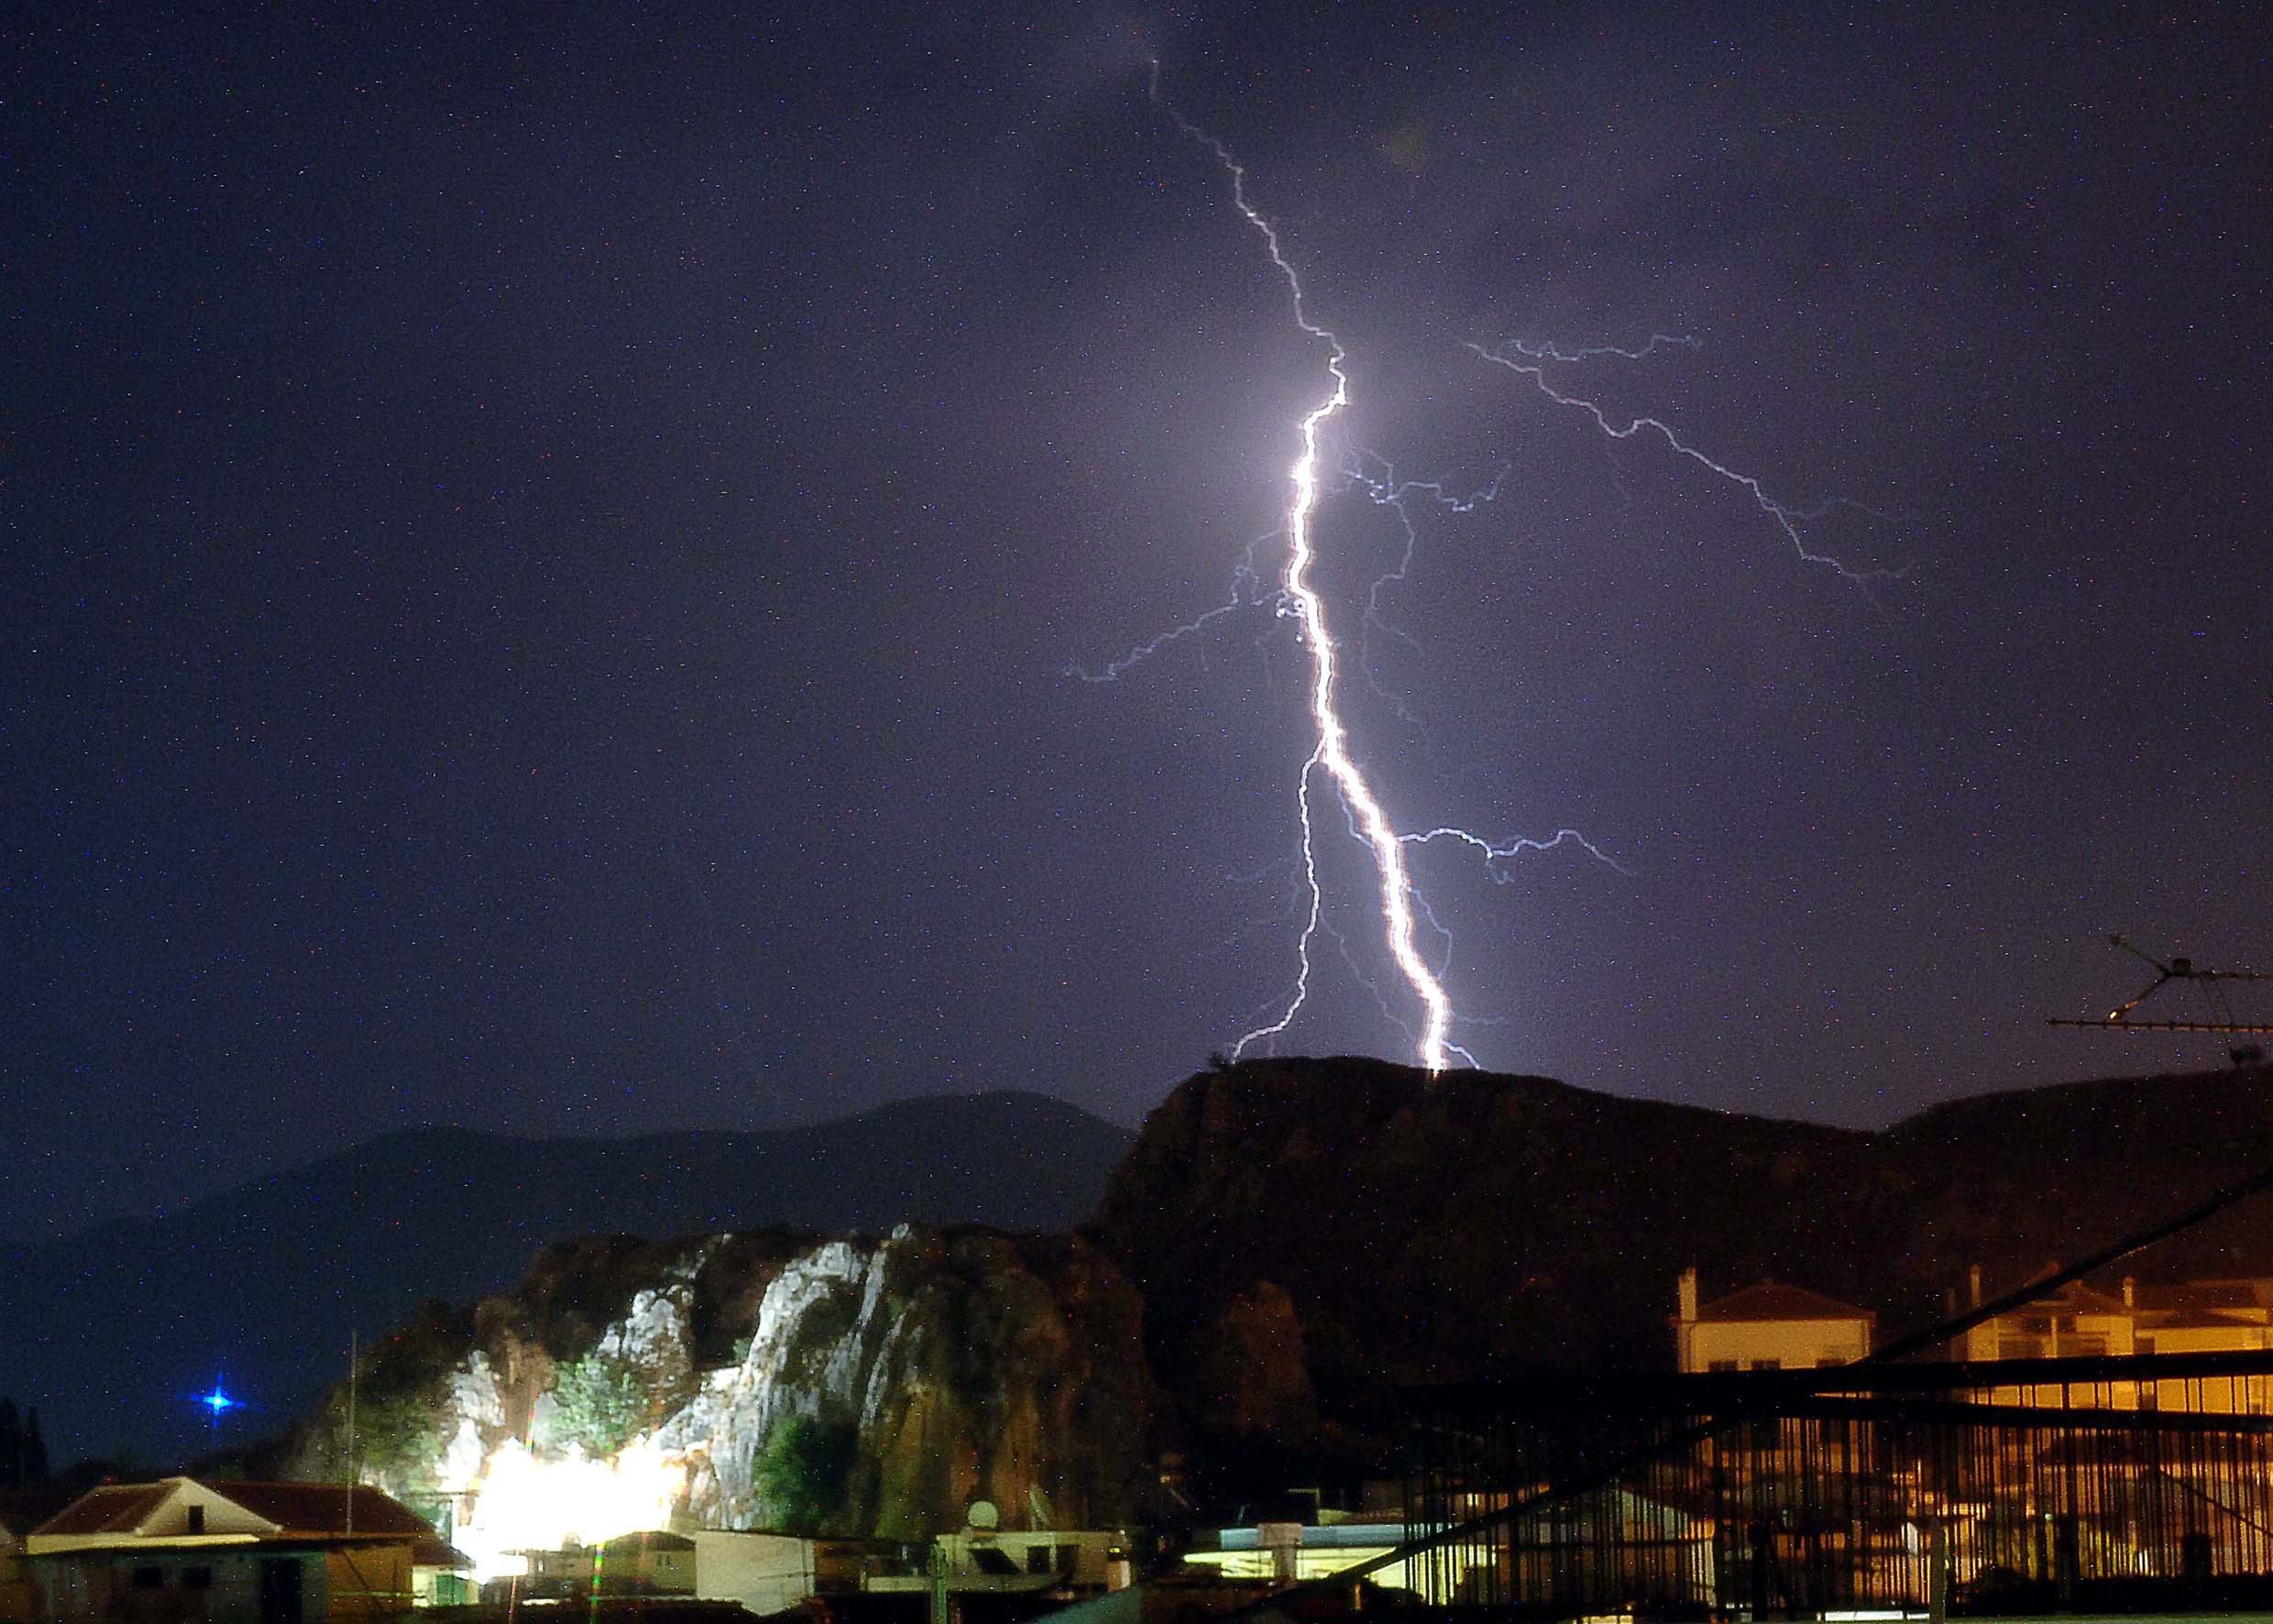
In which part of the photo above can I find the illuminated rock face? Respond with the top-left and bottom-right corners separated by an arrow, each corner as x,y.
662,1236 -> 904,1527
435,1354 -> 505,1490
341,1224 -> 1152,1561
598,1283 -> 697,1390
670,1227 -> 1152,1536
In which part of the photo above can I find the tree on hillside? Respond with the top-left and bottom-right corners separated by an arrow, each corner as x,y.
755,1416 -> 858,1532
549,1352 -> 649,1457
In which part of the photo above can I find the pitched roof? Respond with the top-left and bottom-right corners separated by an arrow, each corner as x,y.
29,1482 -> 174,1538
214,1483 -> 434,1539
1697,1281 -> 1873,1324
32,1479 -> 434,1544
0,1490 -> 77,1543
2006,1279 -> 2128,1315
412,1536 -> 474,1570
2133,1279 -> 2271,1326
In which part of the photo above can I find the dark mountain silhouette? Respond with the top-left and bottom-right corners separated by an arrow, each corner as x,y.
2,1091 -> 1133,1468
1091,1056 -> 2273,1463
33,1055 -> 2273,1494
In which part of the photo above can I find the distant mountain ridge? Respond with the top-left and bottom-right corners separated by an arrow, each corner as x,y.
2,1091 -> 1134,1467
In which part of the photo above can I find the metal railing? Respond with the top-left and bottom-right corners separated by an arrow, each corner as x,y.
1402,1350 -> 2273,1618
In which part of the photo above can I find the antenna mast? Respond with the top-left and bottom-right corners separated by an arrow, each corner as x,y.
2049,935 -> 2273,1059
344,1328 -> 357,1537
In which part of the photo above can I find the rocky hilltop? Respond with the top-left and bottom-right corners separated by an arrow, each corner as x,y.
1093,1056 -> 2273,1467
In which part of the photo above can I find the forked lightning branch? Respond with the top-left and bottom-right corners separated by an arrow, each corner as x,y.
1083,66 -> 1895,1076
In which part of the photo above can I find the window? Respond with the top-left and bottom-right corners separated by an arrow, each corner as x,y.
1751,1358 -> 1782,1371
1027,1545 -> 1053,1575
187,1505 -> 206,1535
1055,1544 -> 1079,1575
132,1567 -> 165,1590
1708,1359 -> 1739,1373
182,1568 -> 213,1591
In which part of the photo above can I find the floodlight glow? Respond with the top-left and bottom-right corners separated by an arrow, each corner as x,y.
447,1434 -> 686,1585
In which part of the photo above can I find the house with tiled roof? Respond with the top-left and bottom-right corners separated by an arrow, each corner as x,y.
22,1476 -> 467,1621
1953,1267 -> 2137,1365
2134,1278 -> 2273,1346
1673,1267 -> 1874,1374
1947,1266 -> 2273,1414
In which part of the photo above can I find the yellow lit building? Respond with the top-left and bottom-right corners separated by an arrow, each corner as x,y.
1960,1268 -> 2273,1413
1673,1267 -> 1874,1374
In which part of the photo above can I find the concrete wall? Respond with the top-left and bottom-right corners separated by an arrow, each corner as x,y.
690,1531 -> 817,1616
1678,1316 -> 1870,1373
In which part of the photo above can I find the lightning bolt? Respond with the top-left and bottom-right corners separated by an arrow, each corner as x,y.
1092,71 -> 1908,1078
1149,68 -> 1474,1075
1065,532 -> 1278,684
1469,338 -> 1911,585
1343,455 -> 1508,728
1402,825 -> 1631,881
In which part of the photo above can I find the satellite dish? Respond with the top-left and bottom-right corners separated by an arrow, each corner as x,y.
967,1499 -> 999,1531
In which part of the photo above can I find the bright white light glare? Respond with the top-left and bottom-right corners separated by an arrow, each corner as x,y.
447,1434 -> 686,1585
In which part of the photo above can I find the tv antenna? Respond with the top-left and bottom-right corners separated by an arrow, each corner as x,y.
2049,935 -> 2273,1062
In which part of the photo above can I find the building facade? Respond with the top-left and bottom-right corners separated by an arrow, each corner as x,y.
23,1478 -> 464,1624
1674,1268 -> 1875,1373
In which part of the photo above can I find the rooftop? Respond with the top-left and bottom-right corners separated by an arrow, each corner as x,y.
1697,1281 -> 1873,1324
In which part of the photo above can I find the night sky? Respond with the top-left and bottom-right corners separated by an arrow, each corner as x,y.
6,5 -> 2268,1246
